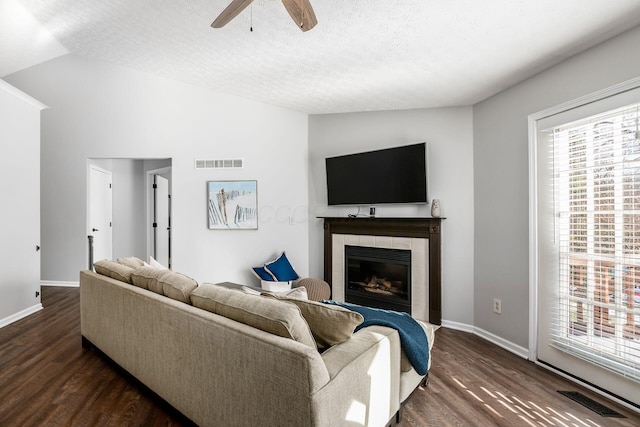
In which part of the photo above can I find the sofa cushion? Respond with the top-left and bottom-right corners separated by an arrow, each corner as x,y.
190,284 -> 316,349
158,270 -> 198,304
131,266 -> 166,293
264,295 -> 363,349
94,259 -> 134,284
116,256 -> 145,269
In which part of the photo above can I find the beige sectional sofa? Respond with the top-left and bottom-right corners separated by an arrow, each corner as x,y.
80,263 -> 434,427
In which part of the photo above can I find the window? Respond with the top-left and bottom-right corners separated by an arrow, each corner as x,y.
548,102 -> 640,382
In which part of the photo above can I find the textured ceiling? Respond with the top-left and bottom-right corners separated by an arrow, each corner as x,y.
5,0 -> 640,114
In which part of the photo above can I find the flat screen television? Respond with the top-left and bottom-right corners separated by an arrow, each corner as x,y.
325,142 -> 427,206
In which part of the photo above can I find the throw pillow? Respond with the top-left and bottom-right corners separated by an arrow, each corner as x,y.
251,266 -> 275,281
261,286 -> 308,300
241,286 -> 261,296
263,295 -> 363,349
149,256 -> 168,270
94,259 -> 135,284
264,252 -> 299,281
117,256 -> 145,269
190,284 -> 316,349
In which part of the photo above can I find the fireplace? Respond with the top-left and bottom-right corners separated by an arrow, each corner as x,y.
345,246 -> 412,313
322,217 -> 442,324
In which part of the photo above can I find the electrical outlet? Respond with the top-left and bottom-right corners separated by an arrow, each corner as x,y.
35,291 -> 40,298
493,298 -> 502,314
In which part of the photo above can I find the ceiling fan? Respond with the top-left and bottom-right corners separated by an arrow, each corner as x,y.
211,0 -> 317,32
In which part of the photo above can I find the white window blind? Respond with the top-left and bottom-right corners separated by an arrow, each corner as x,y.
547,102 -> 640,382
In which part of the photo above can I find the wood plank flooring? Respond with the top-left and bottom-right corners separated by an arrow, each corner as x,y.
1,286 -> 638,426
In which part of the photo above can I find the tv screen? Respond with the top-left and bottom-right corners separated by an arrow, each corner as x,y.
326,143 -> 427,206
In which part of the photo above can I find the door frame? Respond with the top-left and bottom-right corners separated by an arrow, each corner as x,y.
528,76 -> 640,412
146,166 -> 172,264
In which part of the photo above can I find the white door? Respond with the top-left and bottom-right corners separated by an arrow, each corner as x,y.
89,165 -> 112,266
154,175 -> 170,268
0,81 -> 43,319
533,92 -> 640,407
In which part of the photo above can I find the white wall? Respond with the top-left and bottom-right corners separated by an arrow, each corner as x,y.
0,80 -> 45,326
111,159 -> 147,260
6,54 -> 309,285
308,107 -> 475,326
473,25 -> 640,348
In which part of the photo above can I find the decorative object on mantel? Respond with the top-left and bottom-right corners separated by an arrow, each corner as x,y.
208,180 -> 258,229
430,199 -> 441,218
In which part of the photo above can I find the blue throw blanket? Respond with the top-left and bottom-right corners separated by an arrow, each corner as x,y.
322,301 -> 429,375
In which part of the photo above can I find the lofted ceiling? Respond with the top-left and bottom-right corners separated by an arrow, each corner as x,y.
3,0 -> 640,114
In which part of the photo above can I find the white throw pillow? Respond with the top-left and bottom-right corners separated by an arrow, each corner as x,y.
242,285 -> 308,300
148,256 -> 168,270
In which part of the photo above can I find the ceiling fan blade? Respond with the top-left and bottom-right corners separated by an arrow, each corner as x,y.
281,0 -> 317,32
211,0 -> 253,28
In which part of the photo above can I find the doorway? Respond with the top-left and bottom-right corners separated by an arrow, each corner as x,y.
88,159 -> 171,268
148,167 -> 171,268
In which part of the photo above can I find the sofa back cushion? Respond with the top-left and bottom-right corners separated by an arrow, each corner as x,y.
131,267 -> 198,304
159,271 -> 198,303
265,295 -> 363,349
130,266 -> 166,292
190,284 -> 316,349
117,256 -> 145,269
94,259 -> 134,284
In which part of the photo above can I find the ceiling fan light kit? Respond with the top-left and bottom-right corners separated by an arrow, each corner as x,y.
212,0 -> 317,32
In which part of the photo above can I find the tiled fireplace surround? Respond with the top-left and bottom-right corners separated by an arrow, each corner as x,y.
322,217 -> 442,325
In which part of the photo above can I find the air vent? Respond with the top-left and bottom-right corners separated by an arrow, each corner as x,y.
195,158 -> 244,170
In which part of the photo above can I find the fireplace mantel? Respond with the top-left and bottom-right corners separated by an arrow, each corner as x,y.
320,217 -> 442,325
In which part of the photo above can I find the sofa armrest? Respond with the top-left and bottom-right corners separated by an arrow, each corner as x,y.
311,325 -> 401,427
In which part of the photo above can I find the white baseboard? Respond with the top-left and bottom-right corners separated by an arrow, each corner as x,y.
441,319 -> 474,333
0,303 -> 43,329
41,281 -> 79,287
473,326 -> 530,359
441,320 -> 530,360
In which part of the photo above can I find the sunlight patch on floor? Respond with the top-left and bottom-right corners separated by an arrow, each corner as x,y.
449,376 -> 604,427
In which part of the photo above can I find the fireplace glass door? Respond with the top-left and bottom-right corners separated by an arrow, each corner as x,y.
345,245 -> 411,313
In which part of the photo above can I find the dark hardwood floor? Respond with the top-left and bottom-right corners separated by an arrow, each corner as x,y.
1,287 -> 638,426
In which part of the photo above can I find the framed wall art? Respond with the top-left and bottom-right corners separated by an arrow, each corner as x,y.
207,180 -> 258,229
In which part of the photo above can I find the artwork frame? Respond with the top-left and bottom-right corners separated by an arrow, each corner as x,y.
207,180 -> 258,230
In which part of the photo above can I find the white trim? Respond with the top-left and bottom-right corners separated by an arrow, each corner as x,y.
146,166 -> 172,263
529,76 -> 640,123
528,114 -> 539,361
441,321 -> 530,360
0,303 -> 43,329
527,75 -> 640,365
441,319 -> 474,333
535,361 -> 640,415
0,79 -> 48,110
473,326 -> 530,360
41,281 -> 79,287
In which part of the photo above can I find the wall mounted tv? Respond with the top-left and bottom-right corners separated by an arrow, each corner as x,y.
326,142 -> 427,206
